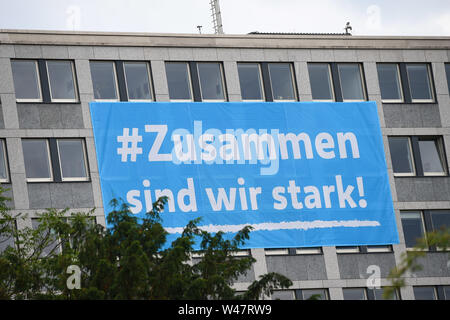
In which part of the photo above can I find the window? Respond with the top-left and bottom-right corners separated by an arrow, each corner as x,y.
90,61 -> 119,100
429,210 -> 450,232
376,62 -> 435,103
401,211 -> 426,249
237,62 -> 297,102
22,138 -> 89,183
165,62 -> 193,101
57,139 -> 89,181
123,62 -> 153,101
268,63 -> 296,101
337,63 -> 366,101
237,63 -> 264,101
197,62 -> 226,101
265,247 -> 322,255
413,286 -> 437,300
308,63 -> 334,101
336,245 -> 392,254
417,137 -> 447,176
0,140 -> 9,182
295,289 -> 328,300
377,63 -> 403,102
295,247 -> 322,254
401,210 -> 450,250
370,287 -> 399,300
46,60 -> 78,102
11,59 -> 78,103
388,136 -> 447,177
406,64 -> 434,102
11,60 -> 42,102
388,137 -> 415,176
336,246 -> 360,253
343,287 -> 399,300
265,248 -> 288,255
22,139 -> 53,182
307,62 -> 366,102
343,288 -> 367,300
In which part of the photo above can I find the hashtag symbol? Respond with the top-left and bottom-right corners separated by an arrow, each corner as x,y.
117,128 -> 143,162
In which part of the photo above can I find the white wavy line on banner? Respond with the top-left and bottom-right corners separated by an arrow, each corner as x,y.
164,219 -> 381,234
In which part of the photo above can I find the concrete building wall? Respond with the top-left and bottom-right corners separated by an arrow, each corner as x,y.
1,30 -> 449,300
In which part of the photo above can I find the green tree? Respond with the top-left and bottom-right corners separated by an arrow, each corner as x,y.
0,189 -> 292,300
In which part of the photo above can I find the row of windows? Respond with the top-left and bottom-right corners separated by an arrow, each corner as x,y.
275,286 -> 450,300
9,59 -> 450,104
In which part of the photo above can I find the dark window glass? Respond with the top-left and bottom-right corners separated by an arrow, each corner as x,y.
124,62 -> 152,100
22,139 -> 52,180
371,288 -> 398,300
430,210 -> 450,231
237,63 -> 264,100
413,286 -> 436,300
197,62 -> 225,100
377,64 -> 403,101
406,64 -> 433,101
343,288 -> 366,300
0,140 -> 8,181
444,286 -> 450,300
401,211 -> 425,248
268,63 -> 296,100
11,60 -> 42,101
46,60 -> 77,101
90,61 -> 118,100
417,137 -> 446,175
308,63 -> 334,101
301,289 -> 328,300
388,137 -> 415,175
57,139 -> 88,180
165,62 -> 192,100
338,64 -> 365,101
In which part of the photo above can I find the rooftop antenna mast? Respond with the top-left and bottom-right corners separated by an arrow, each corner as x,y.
210,0 -> 224,34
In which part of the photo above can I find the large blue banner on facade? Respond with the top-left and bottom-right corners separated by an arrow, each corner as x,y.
90,101 -> 399,248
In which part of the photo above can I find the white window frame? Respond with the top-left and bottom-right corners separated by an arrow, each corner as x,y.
238,62 -> 265,102
23,139 -> 53,183
336,246 -> 360,253
13,59 -> 43,103
197,62 -> 227,102
309,63 -> 335,102
418,137 -> 447,176
378,63 -> 404,103
166,62 -> 194,102
391,136 -> 416,177
366,245 -> 392,253
0,139 -> 9,183
123,61 -> 154,102
265,248 -> 289,256
56,139 -> 89,182
268,63 -> 297,102
46,60 -> 79,103
295,247 -> 322,255
337,63 -> 367,102
406,63 -> 435,103
91,61 -> 120,102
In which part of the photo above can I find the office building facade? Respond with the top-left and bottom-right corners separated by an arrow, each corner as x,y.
0,29 -> 449,300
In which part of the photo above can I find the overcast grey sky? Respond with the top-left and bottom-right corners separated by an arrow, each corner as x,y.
0,0 -> 449,36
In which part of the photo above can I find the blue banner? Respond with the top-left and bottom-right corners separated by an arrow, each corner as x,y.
90,101 -> 399,248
